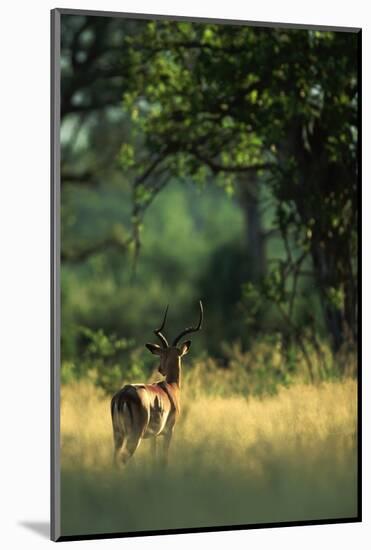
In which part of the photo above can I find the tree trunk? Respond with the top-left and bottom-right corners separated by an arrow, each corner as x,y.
238,174 -> 266,282
308,238 -> 340,352
281,120 -> 357,355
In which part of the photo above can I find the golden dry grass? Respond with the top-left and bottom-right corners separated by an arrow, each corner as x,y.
61,378 -> 356,470
60,378 -> 358,536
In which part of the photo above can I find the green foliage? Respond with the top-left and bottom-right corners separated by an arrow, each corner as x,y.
122,21 -> 358,352
62,327 -> 146,394
61,181 -> 245,373
118,143 -> 135,168
60,16 -> 358,393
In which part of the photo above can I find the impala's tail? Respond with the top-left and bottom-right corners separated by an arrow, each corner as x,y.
110,385 -> 147,466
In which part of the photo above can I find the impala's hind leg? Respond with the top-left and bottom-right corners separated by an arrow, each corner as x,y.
111,395 -> 123,467
117,433 -> 141,466
115,400 -> 149,467
113,432 -> 124,467
161,428 -> 174,466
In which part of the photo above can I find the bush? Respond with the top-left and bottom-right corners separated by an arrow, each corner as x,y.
61,327 -> 149,394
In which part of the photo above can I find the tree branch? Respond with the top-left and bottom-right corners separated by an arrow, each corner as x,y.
61,171 -> 97,186
192,149 -> 274,174
62,235 -> 133,264
131,40 -> 248,55
133,150 -> 169,188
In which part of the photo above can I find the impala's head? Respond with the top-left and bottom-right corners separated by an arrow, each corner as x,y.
145,301 -> 203,378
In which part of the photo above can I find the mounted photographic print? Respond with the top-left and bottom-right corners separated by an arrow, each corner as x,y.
51,8 -> 361,542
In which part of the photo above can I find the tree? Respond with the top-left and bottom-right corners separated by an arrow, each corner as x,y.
60,15 -> 173,264
121,22 -> 358,352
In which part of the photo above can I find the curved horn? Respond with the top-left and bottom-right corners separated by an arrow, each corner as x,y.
172,300 -> 203,346
154,305 -> 169,348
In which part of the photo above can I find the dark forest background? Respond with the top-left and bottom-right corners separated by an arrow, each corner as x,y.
60,15 -> 358,395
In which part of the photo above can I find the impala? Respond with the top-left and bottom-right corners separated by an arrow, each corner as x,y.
111,300 -> 203,467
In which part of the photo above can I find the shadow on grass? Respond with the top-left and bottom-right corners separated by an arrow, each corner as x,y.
61,434 -> 357,538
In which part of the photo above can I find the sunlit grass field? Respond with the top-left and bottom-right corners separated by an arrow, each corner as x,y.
61,377 -> 358,537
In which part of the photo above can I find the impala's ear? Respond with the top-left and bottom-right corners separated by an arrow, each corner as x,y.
145,343 -> 163,355
178,340 -> 191,357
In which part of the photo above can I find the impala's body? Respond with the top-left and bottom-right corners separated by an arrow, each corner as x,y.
111,302 -> 203,467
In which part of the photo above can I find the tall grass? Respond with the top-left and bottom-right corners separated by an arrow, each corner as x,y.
61,378 -> 357,537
